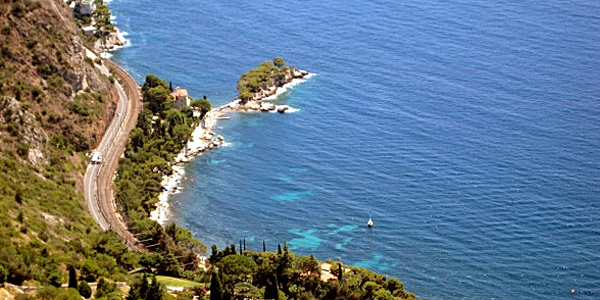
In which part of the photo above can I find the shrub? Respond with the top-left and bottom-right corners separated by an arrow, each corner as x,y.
84,56 -> 94,66
80,259 -> 100,282
11,3 -> 24,17
69,101 -> 90,116
48,75 -> 65,91
0,265 -> 7,283
78,281 -> 92,298
38,231 -> 49,242
7,122 -> 19,137
17,142 -> 29,158
95,278 -> 118,299
1,25 -> 10,35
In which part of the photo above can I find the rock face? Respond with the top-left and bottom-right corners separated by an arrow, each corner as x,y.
0,0 -> 118,165
0,97 -> 48,164
93,31 -> 126,53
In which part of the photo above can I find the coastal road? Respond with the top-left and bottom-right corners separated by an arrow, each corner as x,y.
83,57 -> 145,251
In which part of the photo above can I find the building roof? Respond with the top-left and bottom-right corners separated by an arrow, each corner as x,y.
172,87 -> 188,98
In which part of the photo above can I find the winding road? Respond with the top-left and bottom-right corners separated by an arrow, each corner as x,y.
83,57 -> 145,251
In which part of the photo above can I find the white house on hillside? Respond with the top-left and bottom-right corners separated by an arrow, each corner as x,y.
171,87 -> 191,109
76,0 -> 96,16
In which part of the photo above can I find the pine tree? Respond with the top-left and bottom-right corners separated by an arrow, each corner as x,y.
210,271 -> 223,300
68,265 -> 78,289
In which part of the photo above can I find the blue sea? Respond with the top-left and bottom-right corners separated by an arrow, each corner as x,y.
109,0 -> 600,299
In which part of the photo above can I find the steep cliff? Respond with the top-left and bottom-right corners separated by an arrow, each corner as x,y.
0,0 -> 117,163
0,0 -> 131,288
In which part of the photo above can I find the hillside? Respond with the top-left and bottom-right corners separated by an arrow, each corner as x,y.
0,0 -> 131,288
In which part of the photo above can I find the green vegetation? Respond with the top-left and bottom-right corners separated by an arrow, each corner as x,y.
115,74 -> 208,279
236,57 -> 295,101
127,273 -> 168,300
156,275 -> 202,288
0,147 -> 139,288
198,243 -> 417,300
0,0 -> 139,295
191,97 -> 212,115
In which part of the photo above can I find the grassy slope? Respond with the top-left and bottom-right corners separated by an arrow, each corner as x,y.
155,276 -> 202,288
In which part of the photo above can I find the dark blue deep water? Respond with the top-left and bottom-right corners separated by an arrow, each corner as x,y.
109,0 -> 600,299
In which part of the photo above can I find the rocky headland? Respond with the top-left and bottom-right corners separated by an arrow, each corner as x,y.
220,58 -> 311,113
151,59 -> 311,224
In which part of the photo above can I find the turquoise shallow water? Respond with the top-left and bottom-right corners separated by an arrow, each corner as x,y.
109,0 -> 600,299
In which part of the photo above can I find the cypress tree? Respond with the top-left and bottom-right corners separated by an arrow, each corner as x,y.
210,271 -> 223,300
338,261 -> 343,282
140,273 -> 149,299
239,239 -> 243,255
148,275 -> 162,300
243,238 -> 246,251
68,265 -> 78,289
277,244 -> 282,255
210,245 -> 219,264
264,273 -> 279,300
263,239 -> 266,252
15,190 -> 23,204
169,81 -> 173,92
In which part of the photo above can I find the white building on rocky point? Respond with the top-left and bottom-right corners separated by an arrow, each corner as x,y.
76,0 -> 96,16
171,87 -> 191,109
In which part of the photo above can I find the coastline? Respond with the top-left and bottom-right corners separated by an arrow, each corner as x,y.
218,71 -> 314,114
149,110 -> 224,224
95,2 -> 130,57
150,72 -> 314,225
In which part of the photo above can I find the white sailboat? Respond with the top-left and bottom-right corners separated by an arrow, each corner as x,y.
367,217 -> 373,227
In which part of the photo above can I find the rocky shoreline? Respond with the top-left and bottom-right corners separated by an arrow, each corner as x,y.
150,68 -> 313,225
219,68 -> 312,113
150,110 -> 225,224
94,28 -> 127,53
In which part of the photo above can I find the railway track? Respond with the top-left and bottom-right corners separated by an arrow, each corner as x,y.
84,57 -> 145,252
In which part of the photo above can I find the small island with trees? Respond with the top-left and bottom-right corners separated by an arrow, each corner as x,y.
221,57 -> 311,113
